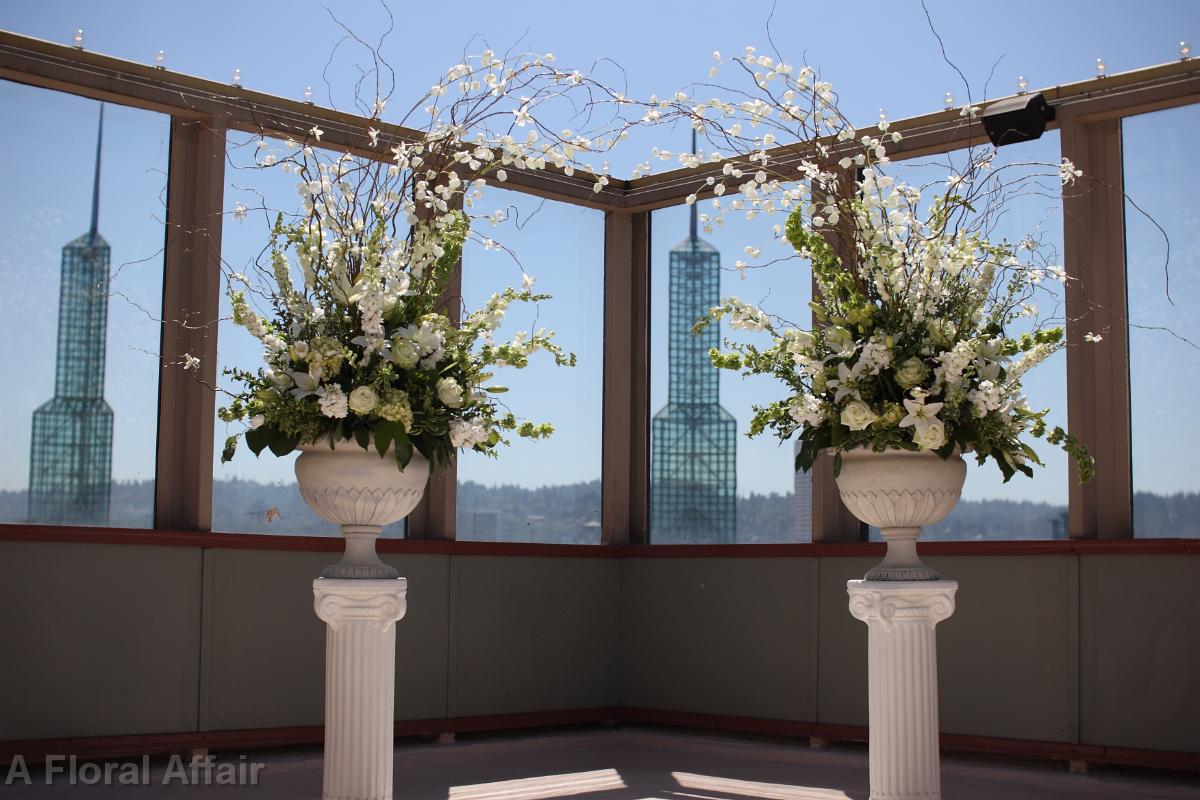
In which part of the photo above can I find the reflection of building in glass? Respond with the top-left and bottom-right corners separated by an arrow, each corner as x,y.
28,105 -> 113,525
793,439 -> 813,542
651,135 -> 737,543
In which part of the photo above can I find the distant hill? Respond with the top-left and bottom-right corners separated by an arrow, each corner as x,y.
1,479 -> 1197,541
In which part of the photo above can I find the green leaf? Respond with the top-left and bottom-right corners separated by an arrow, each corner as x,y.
354,425 -> 370,450
245,426 -> 272,457
393,430 -> 414,470
374,421 -> 405,457
221,435 -> 238,464
267,433 -> 300,458
484,386 -> 509,394
373,427 -> 392,457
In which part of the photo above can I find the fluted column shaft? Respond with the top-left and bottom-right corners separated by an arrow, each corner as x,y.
314,578 -> 407,800
848,580 -> 957,800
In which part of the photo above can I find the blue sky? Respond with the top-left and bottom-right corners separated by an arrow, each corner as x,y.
1,1 -> 1196,528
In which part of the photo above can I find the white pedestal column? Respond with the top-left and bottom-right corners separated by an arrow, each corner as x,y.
313,578 -> 407,800
847,580 -> 957,800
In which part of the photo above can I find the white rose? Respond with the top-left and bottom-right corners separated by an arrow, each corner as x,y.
840,400 -> 878,431
912,419 -> 947,450
391,338 -> 419,369
894,356 -> 928,389
437,377 -> 464,409
926,320 -> 957,349
348,386 -> 378,415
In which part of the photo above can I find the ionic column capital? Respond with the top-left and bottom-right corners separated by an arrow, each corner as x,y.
847,579 -> 957,630
313,578 -> 407,631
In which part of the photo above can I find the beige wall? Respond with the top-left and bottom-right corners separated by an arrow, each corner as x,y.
1079,554 -> 1200,752
0,540 -> 1196,755
0,541 -> 202,740
620,557 -> 816,720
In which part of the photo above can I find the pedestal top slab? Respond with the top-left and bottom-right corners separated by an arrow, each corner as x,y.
312,577 -> 408,593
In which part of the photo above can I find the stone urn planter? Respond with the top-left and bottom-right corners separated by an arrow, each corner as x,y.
294,437 -> 431,578
835,448 -> 966,580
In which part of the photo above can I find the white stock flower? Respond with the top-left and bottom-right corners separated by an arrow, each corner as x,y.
968,379 -> 1003,417
317,386 -> 349,419
449,418 -> 489,449
788,394 -> 827,428
840,400 -> 878,431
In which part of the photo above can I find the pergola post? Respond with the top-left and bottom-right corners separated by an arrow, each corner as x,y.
601,210 -> 650,545
1059,112 -> 1133,539
155,114 -> 226,531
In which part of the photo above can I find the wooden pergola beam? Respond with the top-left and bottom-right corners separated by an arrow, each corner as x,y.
3,30 -> 1197,213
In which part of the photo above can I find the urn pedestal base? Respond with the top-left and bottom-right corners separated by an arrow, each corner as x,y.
313,578 -> 407,800
848,580 -> 957,800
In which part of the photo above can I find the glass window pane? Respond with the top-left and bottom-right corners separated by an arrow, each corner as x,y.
0,81 -> 166,528
456,190 -> 603,543
210,135 -> 405,537
1124,105 -> 1200,538
650,202 -> 812,543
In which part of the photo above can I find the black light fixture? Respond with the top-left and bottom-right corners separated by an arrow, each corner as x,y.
980,92 -> 1055,147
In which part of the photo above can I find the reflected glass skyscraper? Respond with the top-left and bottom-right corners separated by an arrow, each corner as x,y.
650,134 -> 737,543
28,105 -> 113,524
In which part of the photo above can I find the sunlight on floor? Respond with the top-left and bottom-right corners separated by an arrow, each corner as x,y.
448,768 -> 627,800
672,771 -> 852,800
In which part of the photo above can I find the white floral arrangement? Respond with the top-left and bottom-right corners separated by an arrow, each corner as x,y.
645,46 -> 1097,481
217,49 -> 631,471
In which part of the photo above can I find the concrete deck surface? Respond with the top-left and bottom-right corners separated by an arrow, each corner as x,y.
3,727 -> 1197,799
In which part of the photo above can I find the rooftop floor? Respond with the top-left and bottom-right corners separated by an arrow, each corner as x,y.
6,727 -> 1198,799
